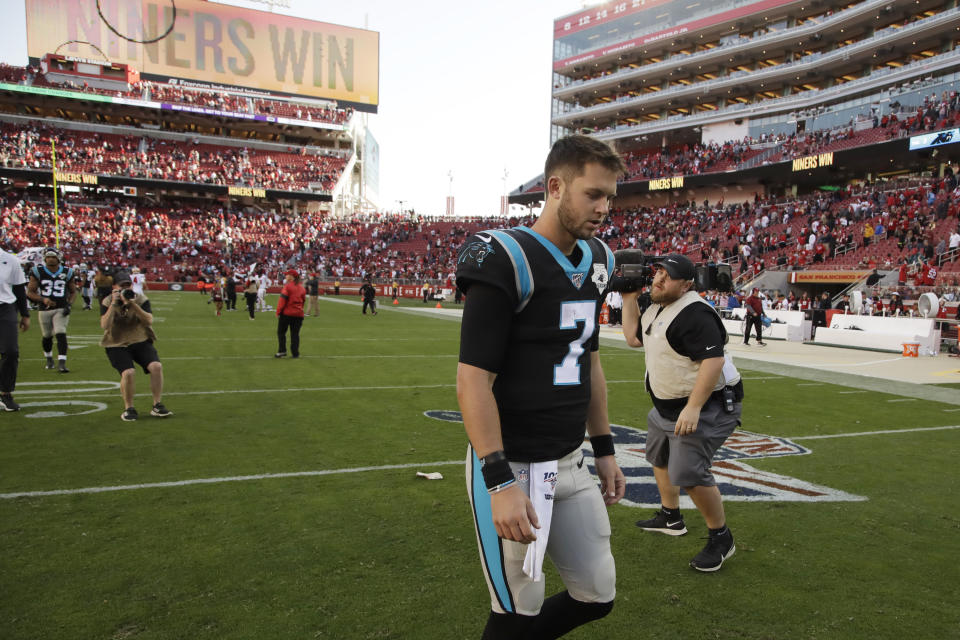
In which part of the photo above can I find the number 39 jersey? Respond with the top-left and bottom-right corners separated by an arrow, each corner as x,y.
456,227 -> 615,461
31,264 -> 75,308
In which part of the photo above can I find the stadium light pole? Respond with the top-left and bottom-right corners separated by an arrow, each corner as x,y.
397,199 -> 405,214
502,168 -> 509,217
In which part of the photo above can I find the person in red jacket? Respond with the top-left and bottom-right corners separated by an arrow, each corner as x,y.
275,269 -> 306,359
743,288 -> 766,346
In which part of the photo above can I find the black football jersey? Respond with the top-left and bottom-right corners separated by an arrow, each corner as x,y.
456,227 -> 615,461
31,265 -> 74,308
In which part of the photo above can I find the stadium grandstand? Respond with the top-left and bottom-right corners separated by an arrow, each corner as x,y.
509,0 -> 960,298
0,0 -> 957,309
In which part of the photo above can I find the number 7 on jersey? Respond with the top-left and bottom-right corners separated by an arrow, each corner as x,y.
554,300 -> 596,386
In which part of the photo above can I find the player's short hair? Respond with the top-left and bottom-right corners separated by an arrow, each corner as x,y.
544,135 -> 626,185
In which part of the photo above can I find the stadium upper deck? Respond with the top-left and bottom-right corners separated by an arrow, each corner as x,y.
511,0 -> 960,202
551,0 -> 956,140
0,63 -> 366,211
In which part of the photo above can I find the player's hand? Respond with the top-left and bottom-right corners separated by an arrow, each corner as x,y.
43,297 -> 54,309
490,484 -> 539,544
595,455 -> 625,505
675,406 -> 701,436
19,316 -> 30,331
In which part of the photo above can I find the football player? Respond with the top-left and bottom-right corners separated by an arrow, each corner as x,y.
456,135 -> 626,638
26,248 -> 76,373
130,266 -> 146,296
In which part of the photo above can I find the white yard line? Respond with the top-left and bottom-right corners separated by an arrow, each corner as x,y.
0,461 -> 465,500
5,425 -> 958,500
792,425 -> 960,440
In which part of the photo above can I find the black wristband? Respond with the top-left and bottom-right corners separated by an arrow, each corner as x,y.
590,434 -> 615,458
480,450 -> 515,490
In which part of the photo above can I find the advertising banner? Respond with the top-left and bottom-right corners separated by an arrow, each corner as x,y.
25,0 -> 379,110
788,271 -> 871,284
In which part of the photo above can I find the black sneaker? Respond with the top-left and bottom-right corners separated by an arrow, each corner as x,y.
636,510 -> 687,536
121,407 -> 138,421
150,403 -> 172,418
0,393 -> 20,411
690,528 -> 736,572
58,361 -> 69,373
757,342 -> 767,346
45,357 -> 55,370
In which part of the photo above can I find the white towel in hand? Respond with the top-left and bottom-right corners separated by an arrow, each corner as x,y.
522,460 -> 558,581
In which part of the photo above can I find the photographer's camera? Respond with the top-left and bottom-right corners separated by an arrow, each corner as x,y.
608,250 -> 733,293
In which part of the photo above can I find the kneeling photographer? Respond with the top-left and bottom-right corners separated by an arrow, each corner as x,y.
611,251 -> 742,572
99,270 -> 172,422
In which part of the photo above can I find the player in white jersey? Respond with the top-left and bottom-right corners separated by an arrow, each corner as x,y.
130,267 -> 146,296
256,272 -> 270,312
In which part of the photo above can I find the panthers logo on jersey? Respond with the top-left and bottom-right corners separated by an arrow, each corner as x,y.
458,239 -> 495,268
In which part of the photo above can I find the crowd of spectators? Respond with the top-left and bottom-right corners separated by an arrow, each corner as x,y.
601,172 -> 960,287
0,189 -> 526,285
2,172 -> 956,294
0,122 -> 346,192
621,139 -> 755,180
563,90 -> 960,184
0,63 -> 353,126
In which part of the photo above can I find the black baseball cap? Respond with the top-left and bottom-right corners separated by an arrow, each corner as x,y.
654,254 -> 696,281
113,270 -> 132,285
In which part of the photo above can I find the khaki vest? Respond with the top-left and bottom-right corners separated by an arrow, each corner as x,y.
99,293 -> 157,347
641,290 -> 739,401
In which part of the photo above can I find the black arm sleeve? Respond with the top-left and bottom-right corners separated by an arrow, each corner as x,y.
13,283 -> 29,317
458,282 -> 514,374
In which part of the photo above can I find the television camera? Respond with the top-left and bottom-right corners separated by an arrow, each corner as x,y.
607,250 -> 734,293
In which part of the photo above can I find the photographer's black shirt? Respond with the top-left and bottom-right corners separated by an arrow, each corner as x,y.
662,303 -> 727,360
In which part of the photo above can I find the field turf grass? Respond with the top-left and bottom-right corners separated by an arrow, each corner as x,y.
1,291 -> 958,639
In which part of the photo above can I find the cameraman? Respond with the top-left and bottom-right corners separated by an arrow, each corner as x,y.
620,253 -> 742,572
99,270 -> 172,422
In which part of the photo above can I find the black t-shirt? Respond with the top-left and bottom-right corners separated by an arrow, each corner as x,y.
306,278 -> 320,295
661,302 -> 727,360
456,227 -> 614,462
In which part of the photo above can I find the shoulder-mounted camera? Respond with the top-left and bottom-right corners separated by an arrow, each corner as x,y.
607,250 -> 733,293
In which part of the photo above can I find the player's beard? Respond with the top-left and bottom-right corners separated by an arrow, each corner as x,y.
557,192 -> 599,241
650,281 -> 686,305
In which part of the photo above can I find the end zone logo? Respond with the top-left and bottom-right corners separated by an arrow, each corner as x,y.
425,411 -> 866,507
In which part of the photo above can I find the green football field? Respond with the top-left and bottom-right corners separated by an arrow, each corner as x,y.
1,291 -> 958,639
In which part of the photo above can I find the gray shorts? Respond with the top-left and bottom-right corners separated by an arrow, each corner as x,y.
466,445 -> 615,616
645,399 -> 741,488
39,308 -> 69,338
